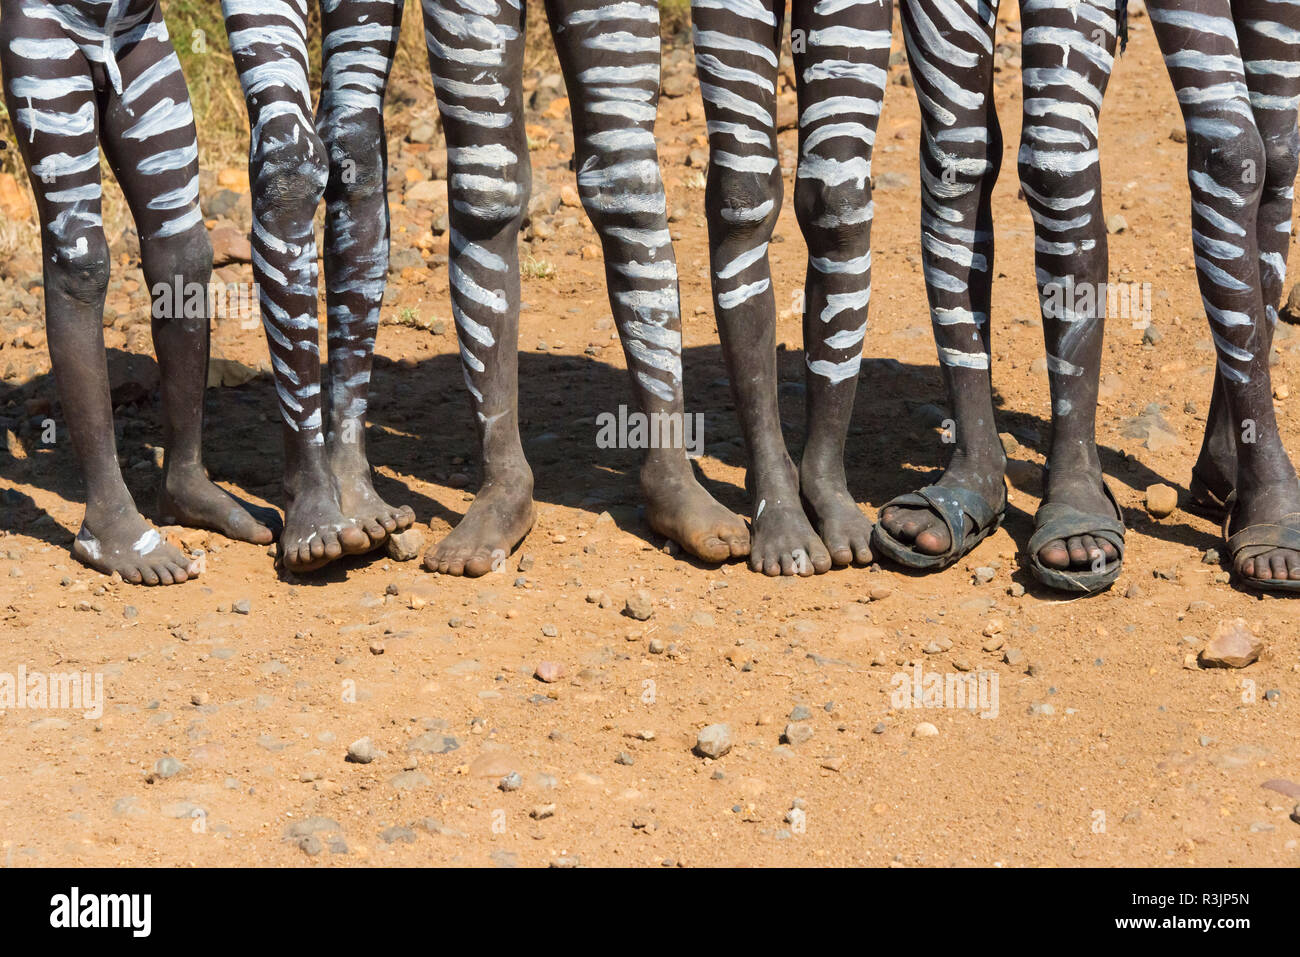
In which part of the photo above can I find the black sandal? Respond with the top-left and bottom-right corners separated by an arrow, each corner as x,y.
1026,481 -> 1125,594
872,483 -> 1006,571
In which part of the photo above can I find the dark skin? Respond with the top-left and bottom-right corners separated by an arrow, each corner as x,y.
420,0 -> 749,577
221,0 -> 415,573
880,0 -> 1122,575
690,0 -> 889,575
1,0 -> 271,584
1163,0 -> 1300,584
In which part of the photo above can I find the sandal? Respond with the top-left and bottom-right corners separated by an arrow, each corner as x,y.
1222,493 -> 1300,593
872,483 -> 1007,571
1026,481 -> 1125,594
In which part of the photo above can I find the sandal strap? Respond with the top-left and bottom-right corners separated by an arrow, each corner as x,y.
882,483 -> 1003,560
1225,512 -> 1300,560
1028,482 -> 1126,558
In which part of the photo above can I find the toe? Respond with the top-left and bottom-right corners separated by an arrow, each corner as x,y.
1271,553 -> 1289,581
121,565 -> 143,585
140,565 -> 161,586
1038,540 -> 1069,569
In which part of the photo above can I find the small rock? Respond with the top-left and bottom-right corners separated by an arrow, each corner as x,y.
386,527 -> 424,561
1199,618 -> 1263,669
694,723 -> 732,759
530,804 -> 556,820
913,722 -> 939,737
1145,483 -> 1177,518
534,661 -> 565,683
1106,213 -> 1128,234
153,756 -> 183,779
624,590 -> 654,621
346,737 -> 377,764
499,771 -> 523,791
781,723 -> 814,746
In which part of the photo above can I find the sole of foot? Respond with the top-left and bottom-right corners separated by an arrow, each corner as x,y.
72,514 -> 199,585
424,479 -> 535,577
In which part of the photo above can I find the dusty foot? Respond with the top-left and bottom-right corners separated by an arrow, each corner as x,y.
332,458 -> 416,549
1229,476 -> 1300,585
278,484 -> 369,573
746,459 -> 832,577
879,449 -> 1005,556
800,460 -> 872,566
641,457 -> 749,562
158,465 -> 274,545
1034,464 -> 1121,572
72,506 -> 199,585
425,470 -> 535,577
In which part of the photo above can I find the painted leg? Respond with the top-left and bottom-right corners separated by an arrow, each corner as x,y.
1018,0 -> 1122,582
222,0 -> 369,571
0,4 -> 197,583
877,0 -> 1006,561
791,0 -> 893,566
692,0 -> 832,576
546,0 -> 748,562
1149,0 -> 1300,586
318,0 -> 415,549
101,9 -> 272,547
420,0 -> 535,576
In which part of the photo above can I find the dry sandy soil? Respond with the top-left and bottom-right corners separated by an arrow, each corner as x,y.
1,7 -> 1298,867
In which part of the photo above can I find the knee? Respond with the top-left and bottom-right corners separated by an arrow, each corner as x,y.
46,232 -> 110,305
710,168 -> 781,238
1261,122 -> 1300,196
448,163 -> 528,238
324,119 -> 386,198
794,173 -> 872,250
924,134 -> 997,201
251,127 -> 329,221
1016,141 -> 1092,206
574,149 -> 666,234
1187,112 -> 1266,204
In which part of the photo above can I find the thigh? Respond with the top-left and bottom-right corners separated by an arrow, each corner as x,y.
221,0 -> 316,137
319,0 -> 403,133
98,5 -> 203,243
0,3 -> 104,253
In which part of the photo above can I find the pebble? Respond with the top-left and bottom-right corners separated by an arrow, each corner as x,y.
694,723 -> 732,759
789,704 -> 813,721
1199,618 -> 1263,669
1145,483 -> 1178,518
912,722 -> 939,737
232,599 -> 250,615
346,737 -> 377,764
499,771 -> 523,792
973,566 -> 996,584
624,590 -> 654,621
1004,648 -> 1026,667
153,756 -> 184,779
386,527 -> 424,562
535,660 -> 565,683
867,584 -> 892,601
782,723 -> 814,746
615,751 -> 635,766
541,624 -> 558,638
369,639 -> 385,655
530,804 -> 556,820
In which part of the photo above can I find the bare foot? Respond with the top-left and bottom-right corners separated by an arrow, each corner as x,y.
747,459 -> 832,577
279,484 -> 369,572
800,460 -> 872,567
641,457 -> 749,562
158,465 -> 274,545
424,470 -> 535,577
73,506 -> 199,585
880,449 -> 1004,556
332,458 -> 415,549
